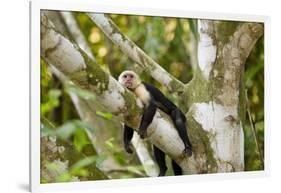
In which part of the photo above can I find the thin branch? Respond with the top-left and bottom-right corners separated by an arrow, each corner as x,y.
60,11 -> 95,61
245,90 -> 264,166
234,23 -> 264,61
87,13 -> 185,94
131,133 -> 159,177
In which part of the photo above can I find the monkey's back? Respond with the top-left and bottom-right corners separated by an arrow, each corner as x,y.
142,82 -> 177,113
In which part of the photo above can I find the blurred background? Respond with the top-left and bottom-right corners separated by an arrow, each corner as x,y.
40,11 -> 264,183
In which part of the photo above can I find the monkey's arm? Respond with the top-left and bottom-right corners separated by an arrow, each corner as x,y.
139,102 -> 157,139
170,109 -> 192,156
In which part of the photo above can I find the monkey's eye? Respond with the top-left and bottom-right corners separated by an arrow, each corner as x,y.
130,74 -> 134,78
123,75 -> 127,78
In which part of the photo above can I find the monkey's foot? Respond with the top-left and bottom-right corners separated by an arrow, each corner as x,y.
183,147 -> 192,157
158,168 -> 167,177
125,145 -> 133,154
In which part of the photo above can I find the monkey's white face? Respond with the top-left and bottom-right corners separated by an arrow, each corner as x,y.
118,70 -> 141,90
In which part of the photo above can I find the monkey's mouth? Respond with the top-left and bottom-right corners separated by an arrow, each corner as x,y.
124,81 -> 133,89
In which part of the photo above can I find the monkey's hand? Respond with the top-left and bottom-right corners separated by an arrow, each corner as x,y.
183,146 -> 192,157
139,129 -> 147,139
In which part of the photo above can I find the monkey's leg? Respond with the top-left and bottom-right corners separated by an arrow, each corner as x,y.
123,125 -> 134,154
153,145 -> 167,176
139,103 -> 157,139
171,160 -> 182,175
171,109 -> 192,157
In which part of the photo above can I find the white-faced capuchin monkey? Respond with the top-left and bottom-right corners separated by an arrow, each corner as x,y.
118,70 -> 192,176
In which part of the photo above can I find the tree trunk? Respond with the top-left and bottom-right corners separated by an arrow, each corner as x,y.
182,20 -> 263,173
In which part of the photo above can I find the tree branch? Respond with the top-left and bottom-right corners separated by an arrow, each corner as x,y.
60,11 -> 95,61
41,12 -> 192,173
218,22 -> 263,108
87,13 -> 185,94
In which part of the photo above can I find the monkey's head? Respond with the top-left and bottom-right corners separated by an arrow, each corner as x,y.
118,70 -> 141,90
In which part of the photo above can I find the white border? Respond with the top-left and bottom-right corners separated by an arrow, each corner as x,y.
30,0 -> 270,192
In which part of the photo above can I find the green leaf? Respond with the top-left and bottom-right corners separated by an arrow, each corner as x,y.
114,151 -> 127,165
105,137 -> 115,150
73,128 -> 90,152
66,86 -> 96,101
188,19 -> 197,39
41,119 -> 96,145
46,162 -> 60,171
70,156 -> 97,170
96,111 -> 113,120
55,122 -> 78,140
56,173 -> 72,182
127,165 -> 145,173
71,168 -> 89,177
41,89 -> 62,115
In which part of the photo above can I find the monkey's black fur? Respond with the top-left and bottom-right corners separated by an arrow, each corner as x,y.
123,82 -> 192,176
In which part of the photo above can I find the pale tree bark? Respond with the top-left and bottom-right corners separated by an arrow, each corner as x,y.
41,11 -> 263,175
45,11 -> 158,177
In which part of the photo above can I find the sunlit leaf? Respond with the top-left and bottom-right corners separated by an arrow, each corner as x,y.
41,89 -> 62,116
105,137 -> 115,150
96,111 -> 113,120
56,173 -> 72,182
73,128 -> 90,152
127,165 -> 145,173
114,151 -> 127,165
71,168 -> 89,177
